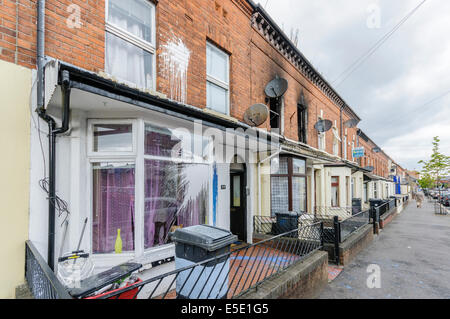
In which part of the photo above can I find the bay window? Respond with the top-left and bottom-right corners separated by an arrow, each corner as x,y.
271,157 -> 307,216
88,119 -> 211,257
106,0 -> 156,90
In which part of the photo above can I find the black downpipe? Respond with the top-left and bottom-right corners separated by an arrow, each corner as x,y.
37,71 -> 71,271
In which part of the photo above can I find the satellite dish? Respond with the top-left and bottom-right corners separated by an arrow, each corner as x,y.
244,104 -> 269,127
314,119 -> 333,133
372,147 -> 381,153
265,77 -> 288,98
365,166 -> 374,172
344,119 -> 359,128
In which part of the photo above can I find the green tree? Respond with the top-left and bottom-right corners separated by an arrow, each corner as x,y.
418,136 -> 450,192
418,174 -> 434,190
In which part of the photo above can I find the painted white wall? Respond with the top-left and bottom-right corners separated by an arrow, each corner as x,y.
215,163 -> 230,231
324,167 -> 352,207
352,171 -> 364,200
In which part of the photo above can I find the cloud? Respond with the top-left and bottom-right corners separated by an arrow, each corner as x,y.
382,122 -> 450,170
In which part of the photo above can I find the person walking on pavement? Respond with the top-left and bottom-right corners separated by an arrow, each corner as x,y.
416,192 -> 425,208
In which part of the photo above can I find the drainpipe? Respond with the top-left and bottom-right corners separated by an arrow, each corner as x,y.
37,0 -> 45,110
36,0 -> 72,271
37,72 -> 71,271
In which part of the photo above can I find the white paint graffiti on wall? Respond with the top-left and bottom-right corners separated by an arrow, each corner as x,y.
160,36 -> 191,104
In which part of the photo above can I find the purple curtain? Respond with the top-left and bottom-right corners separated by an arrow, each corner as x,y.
92,165 -> 135,254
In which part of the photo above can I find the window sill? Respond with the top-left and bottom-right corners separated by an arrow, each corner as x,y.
91,244 -> 175,272
92,252 -> 136,272
135,244 -> 175,269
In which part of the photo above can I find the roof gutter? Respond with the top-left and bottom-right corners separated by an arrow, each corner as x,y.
59,62 -> 284,144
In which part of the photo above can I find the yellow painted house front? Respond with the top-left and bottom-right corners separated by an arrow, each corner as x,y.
0,60 -> 31,298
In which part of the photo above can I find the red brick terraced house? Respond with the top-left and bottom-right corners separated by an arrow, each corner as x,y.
0,0 -> 411,297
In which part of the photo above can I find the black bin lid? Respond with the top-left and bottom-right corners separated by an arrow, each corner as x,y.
275,211 -> 301,217
171,225 -> 237,251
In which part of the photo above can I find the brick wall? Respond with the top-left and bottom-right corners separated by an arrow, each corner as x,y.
0,0 -> 104,71
359,136 -> 390,178
0,0 -> 396,165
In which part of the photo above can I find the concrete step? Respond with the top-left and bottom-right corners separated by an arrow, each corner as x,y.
15,283 -> 34,299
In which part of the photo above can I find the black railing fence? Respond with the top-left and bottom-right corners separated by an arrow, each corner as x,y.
25,240 -> 72,299
370,198 -> 398,233
95,222 -> 323,299
433,199 -> 449,215
313,206 -> 353,220
254,208 -> 371,265
383,198 -> 396,215
308,207 -> 370,243
339,209 -> 371,242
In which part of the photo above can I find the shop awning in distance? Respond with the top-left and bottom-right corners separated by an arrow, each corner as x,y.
364,172 -> 382,181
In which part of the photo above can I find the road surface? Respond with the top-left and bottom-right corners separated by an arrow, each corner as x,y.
318,199 -> 450,299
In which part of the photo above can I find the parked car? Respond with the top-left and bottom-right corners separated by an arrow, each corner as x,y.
439,192 -> 450,206
431,191 -> 440,199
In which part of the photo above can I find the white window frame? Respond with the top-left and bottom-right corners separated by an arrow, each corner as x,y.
206,42 -> 230,115
374,182 -> 378,199
351,141 -> 355,161
87,119 -> 139,265
87,119 -> 138,158
105,0 -> 157,90
343,136 -> 347,160
318,132 -> 326,151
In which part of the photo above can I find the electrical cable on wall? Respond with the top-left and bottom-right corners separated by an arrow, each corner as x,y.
30,74 -> 71,227
39,177 -> 70,226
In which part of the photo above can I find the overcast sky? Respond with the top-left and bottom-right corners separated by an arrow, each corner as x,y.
258,0 -> 450,172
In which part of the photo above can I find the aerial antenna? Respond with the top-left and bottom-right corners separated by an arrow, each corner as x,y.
264,76 -> 288,99
344,119 -> 359,128
314,119 -> 333,133
244,104 -> 269,127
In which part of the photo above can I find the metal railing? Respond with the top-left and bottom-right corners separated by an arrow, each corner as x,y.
371,198 -> 396,218
339,209 -> 370,242
268,207 -> 369,265
370,198 -> 397,233
25,240 -> 72,299
95,222 -> 323,299
313,206 -> 353,221
433,199 -> 449,215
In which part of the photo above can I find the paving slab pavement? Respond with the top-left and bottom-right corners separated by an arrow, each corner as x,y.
318,200 -> 450,299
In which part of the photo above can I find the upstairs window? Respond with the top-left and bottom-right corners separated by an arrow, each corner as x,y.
106,0 -> 155,90
317,111 -> 326,151
269,98 -> 282,132
333,139 -> 339,156
297,94 -> 307,143
351,141 -> 355,161
206,42 -> 229,114
343,136 -> 347,160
